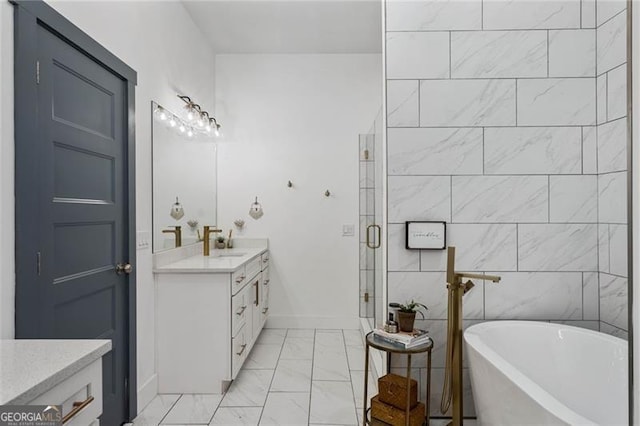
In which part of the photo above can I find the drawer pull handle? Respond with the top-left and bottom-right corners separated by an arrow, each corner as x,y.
263,279 -> 270,285
236,305 -> 247,316
235,275 -> 245,284
262,307 -> 269,314
62,396 -> 94,424
263,258 -> 269,263
236,344 -> 247,356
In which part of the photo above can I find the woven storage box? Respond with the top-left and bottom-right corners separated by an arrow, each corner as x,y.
371,396 -> 425,426
378,373 -> 418,410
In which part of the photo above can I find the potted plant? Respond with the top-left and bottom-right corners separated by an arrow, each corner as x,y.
396,300 -> 428,332
215,235 -> 226,249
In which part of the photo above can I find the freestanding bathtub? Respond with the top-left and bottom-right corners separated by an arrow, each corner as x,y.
464,321 -> 628,426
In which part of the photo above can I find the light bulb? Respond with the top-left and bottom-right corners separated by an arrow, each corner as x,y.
178,124 -> 186,134
214,127 -> 220,137
168,117 -> 177,127
187,128 -> 194,138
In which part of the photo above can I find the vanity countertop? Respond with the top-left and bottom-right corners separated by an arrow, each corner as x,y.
0,339 -> 111,405
154,247 -> 267,273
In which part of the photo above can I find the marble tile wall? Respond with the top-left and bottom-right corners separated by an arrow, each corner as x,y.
385,0 -> 629,416
594,0 -> 628,337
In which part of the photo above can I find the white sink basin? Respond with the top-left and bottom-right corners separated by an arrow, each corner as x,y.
216,252 -> 246,257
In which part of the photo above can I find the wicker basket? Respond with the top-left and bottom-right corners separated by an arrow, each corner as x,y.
371,396 -> 425,426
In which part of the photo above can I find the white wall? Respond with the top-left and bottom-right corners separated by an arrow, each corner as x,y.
632,2 -> 639,423
215,54 -> 382,329
0,0 -> 216,413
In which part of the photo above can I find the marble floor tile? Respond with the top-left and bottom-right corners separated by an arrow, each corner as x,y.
280,338 -> 314,360
313,343 -> 350,381
345,346 -> 365,371
349,371 -> 377,409
259,392 -> 310,425
243,344 -> 282,369
309,381 -> 358,425
209,407 -> 262,426
257,329 -> 287,345
161,394 -> 222,424
343,330 -> 363,347
270,359 -> 313,392
133,394 -> 181,425
286,329 -> 315,338
220,369 -> 274,407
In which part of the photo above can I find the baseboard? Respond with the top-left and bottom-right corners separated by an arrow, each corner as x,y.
266,315 -> 360,330
136,373 -> 158,416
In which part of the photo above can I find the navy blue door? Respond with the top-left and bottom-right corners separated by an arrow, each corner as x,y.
17,22 -> 130,425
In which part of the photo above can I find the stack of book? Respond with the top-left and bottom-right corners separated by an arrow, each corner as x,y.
372,328 -> 430,349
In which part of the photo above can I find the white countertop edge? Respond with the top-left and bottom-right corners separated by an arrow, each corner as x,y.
1,339 -> 112,405
153,247 -> 268,274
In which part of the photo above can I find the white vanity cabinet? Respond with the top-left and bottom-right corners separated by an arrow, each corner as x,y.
156,249 -> 270,394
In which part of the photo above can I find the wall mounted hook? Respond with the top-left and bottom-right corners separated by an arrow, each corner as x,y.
324,190 -> 331,197
287,180 -> 293,188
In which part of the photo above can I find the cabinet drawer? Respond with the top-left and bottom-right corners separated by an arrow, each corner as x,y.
231,266 -> 247,295
29,358 -> 102,426
231,288 -> 249,337
232,326 -> 248,379
261,252 -> 270,270
262,266 -> 270,287
245,256 -> 262,282
261,277 -> 270,322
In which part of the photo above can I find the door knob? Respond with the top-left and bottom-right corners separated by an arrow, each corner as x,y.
116,263 -> 133,275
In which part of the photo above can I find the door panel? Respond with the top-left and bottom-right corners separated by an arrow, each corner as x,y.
35,24 -> 128,425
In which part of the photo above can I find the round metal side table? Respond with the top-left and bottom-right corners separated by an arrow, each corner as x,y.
363,332 -> 433,426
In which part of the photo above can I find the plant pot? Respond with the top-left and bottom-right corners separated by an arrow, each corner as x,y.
397,311 -> 416,332
215,241 -> 226,249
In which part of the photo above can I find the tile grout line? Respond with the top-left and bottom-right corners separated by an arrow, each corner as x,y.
307,329 -> 317,425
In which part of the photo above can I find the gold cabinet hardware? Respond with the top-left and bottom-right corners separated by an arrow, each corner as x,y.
236,344 -> 247,356
236,306 -> 247,316
263,279 -> 270,285
366,224 -> 381,249
364,292 -> 369,303
254,281 -> 259,306
235,274 -> 245,284
62,396 -> 94,424
262,307 -> 269,314
115,263 -> 133,275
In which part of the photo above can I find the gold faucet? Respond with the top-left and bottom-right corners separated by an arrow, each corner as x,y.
162,226 -> 182,248
441,246 -> 501,426
202,225 -> 222,256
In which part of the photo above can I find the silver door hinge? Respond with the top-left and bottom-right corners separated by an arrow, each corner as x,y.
36,252 -> 41,276
36,61 -> 40,84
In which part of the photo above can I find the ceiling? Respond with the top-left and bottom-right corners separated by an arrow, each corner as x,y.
182,0 -> 382,54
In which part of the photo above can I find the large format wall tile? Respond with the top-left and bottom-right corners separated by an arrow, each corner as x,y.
596,74 -> 607,124
387,80 -> 419,127
609,224 -> 628,277
600,321 -> 628,339
386,32 -> 449,79
599,272 -> 628,330
548,29 -> 596,77
597,118 -> 627,173
607,64 -> 627,121
582,0 -> 596,28
450,31 -> 547,78
387,224 -> 419,271
388,176 -> 450,222
388,128 -> 483,175
484,127 -> 582,174
597,0 -> 626,26
517,78 -> 596,126
483,0 -> 581,30
420,79 -> 516,126
549,175 -> 597,223
518,224 -> 598,271
447,224 -> 517,271
583,272 -> 600,320
582,126 -> 598,174
386,0 -> 482,31
485,272 -> 583,320
452,176 -> 548,223
599,224 -> 610,273
598,171 -> 627,224
597,11 -> 626,75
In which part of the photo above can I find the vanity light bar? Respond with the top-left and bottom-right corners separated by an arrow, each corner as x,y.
152,97 -> 221,139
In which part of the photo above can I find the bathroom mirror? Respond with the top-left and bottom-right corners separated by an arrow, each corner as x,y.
151,101 -> 217,252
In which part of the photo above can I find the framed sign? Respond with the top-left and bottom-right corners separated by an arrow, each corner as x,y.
405,221 -> 446,250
